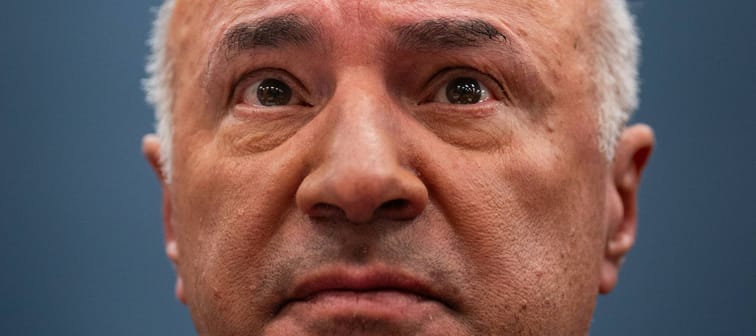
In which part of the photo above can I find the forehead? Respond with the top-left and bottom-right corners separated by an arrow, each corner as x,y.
170,0 -> 596,52
174,0 -> 576,20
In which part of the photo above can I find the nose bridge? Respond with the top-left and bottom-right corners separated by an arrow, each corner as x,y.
295,71 -> 428,223
327,76 -> 398,171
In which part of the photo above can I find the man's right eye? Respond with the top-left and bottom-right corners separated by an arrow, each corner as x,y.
240,78 -> 303,107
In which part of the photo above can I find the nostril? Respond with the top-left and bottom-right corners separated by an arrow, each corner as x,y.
309,203 -> 345,219
376,199 -> 419,220
381,199 -> 410,211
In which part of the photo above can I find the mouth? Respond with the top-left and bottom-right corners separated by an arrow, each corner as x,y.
275,265 -> 455,320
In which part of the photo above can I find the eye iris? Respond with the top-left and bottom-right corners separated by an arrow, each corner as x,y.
256,79 -> 292,106
446,78 -> 482,104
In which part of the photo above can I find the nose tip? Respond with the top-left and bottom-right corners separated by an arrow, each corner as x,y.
296,161 -> 428,223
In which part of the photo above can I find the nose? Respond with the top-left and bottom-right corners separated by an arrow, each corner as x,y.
295,91 -> 428,223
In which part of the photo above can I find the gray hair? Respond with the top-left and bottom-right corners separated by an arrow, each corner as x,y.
144,0 -> 176,181
144,0 -> 640,181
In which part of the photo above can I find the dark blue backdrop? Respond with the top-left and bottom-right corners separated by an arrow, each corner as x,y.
1,1 -> 754,335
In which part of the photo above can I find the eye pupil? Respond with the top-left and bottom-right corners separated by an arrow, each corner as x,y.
446,77 -> 482,104
257,79 -> 292,106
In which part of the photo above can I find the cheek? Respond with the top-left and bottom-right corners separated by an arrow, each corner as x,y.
429,129 -> 607,331
170,140 -> 308,331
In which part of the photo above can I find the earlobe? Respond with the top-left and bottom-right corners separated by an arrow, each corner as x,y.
599,124 -> 654,294
143,134 -> 184,303
166,240 -> 186,304
175,276 -> 186,304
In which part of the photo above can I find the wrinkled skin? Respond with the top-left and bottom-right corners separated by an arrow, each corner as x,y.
143,0 -> 654,335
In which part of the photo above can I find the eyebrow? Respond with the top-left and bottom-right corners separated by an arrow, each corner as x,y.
220,14 -> 317,57
394,18 -> 508,51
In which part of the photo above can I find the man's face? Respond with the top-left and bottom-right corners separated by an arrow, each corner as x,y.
144,0 -> 653,335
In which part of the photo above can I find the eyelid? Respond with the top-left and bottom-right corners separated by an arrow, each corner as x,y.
229,68 -> 311,107
422,67 -> 508,104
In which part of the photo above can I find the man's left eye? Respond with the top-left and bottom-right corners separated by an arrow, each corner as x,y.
433,77 -> 491,104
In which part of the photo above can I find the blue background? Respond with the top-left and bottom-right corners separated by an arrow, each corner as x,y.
1,1 -> 754,335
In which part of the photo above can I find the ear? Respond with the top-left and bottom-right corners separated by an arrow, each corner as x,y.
142,134 -> 186,304
599,124 -> 654,294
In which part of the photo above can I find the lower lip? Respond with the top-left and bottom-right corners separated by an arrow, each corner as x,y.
280,289 -> 447,320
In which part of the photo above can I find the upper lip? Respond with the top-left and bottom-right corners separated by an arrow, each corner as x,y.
277,264 -> 454,313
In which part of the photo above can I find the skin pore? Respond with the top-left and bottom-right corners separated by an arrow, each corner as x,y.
143,0 -> 654,335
